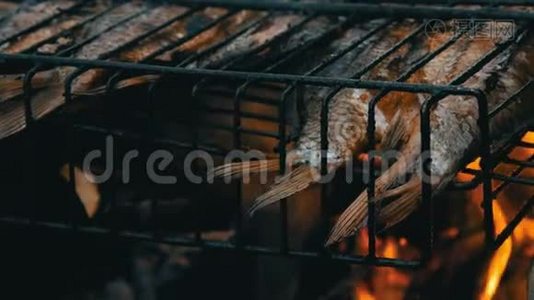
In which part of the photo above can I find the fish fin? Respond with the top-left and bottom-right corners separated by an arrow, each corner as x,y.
0,72 -> 56,101
76,75 -> 160,96
208,159 -> 280,179
0,84 -> 64,139
378,176 -> 422,230
379,110 -> 408,151
248,165 -> 317,216
326,157 -> 414,246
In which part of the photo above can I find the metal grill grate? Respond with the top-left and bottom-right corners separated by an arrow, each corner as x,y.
0,0 -> 533,270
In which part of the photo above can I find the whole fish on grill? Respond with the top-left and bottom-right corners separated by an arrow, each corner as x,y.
209,21 -> 426,215
78,13 -> 340,96
0,3 -> 195,139
0,0 -> 78,42
0,2 -> 147,100
70,9 -> 266,95
327,24 -> 534,245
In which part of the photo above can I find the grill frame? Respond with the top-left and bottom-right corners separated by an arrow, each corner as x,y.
0,0 -> 532,270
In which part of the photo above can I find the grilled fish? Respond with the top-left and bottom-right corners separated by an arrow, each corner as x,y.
77,13 -> 335,96
0,2 -> 147,99
118,7 -> 230,63
68,9 -> 267,94
209,21 -> 427,215
327,24 -> 534,245
0,3 -> 194,139
157,9 -> 266,62
0,0 -> 78,42
190,13 -> 307,69
0,1 -> 109,55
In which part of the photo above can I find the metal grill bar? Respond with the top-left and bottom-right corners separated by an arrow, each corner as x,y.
176,13 -> 272,67
0,216 -> 421,269
231,15 -> 359,253
489,80 -> 533,118
493,196 -> 534,250
366,19 -> 494,258
0,0 -> 532,270
56,6 -> 151,57
0,53 -> 489,94
161,0 -> 534,21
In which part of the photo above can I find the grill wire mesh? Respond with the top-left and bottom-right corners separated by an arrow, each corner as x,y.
0,0 -> 533,270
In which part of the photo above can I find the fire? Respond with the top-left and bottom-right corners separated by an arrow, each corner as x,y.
354,282 -> 376,300
476,131 -> 534,300
354,132 -> 534,299
477,201 -> 512,300
354,234 -> 414,300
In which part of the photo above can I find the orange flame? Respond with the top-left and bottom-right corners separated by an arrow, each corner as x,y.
354,283 -> 376,300
477,201 -> 512,300
476,131 -> 534,299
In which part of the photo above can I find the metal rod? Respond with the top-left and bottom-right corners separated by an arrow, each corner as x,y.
161,0 -> 534,21
493,196 -> 534,250
0,216 -> 421,269
0,53 -> 489,95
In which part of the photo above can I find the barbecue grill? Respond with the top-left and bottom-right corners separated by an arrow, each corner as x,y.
0,0 -> 533,296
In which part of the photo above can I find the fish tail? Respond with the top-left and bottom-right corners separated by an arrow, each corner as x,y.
248,164 -> 317,216
0,84 -> 64,139
208,159 -> 280,180
0,72 -> 56,101
325,157 -> 413,246
379,109 -> 409,151
377,176 -> 422,230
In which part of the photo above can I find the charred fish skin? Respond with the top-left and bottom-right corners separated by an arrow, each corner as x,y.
36,2 -> 146,55
0,0 -> 113,55
0,0 -> 78,42
327,24 -> 534,246
190,13 -> 307,69
227,15 -> 346,71
119,7 -> 232,63
158,9 -> 266,63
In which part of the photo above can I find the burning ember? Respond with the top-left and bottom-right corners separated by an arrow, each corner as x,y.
352,132 -> 534,300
